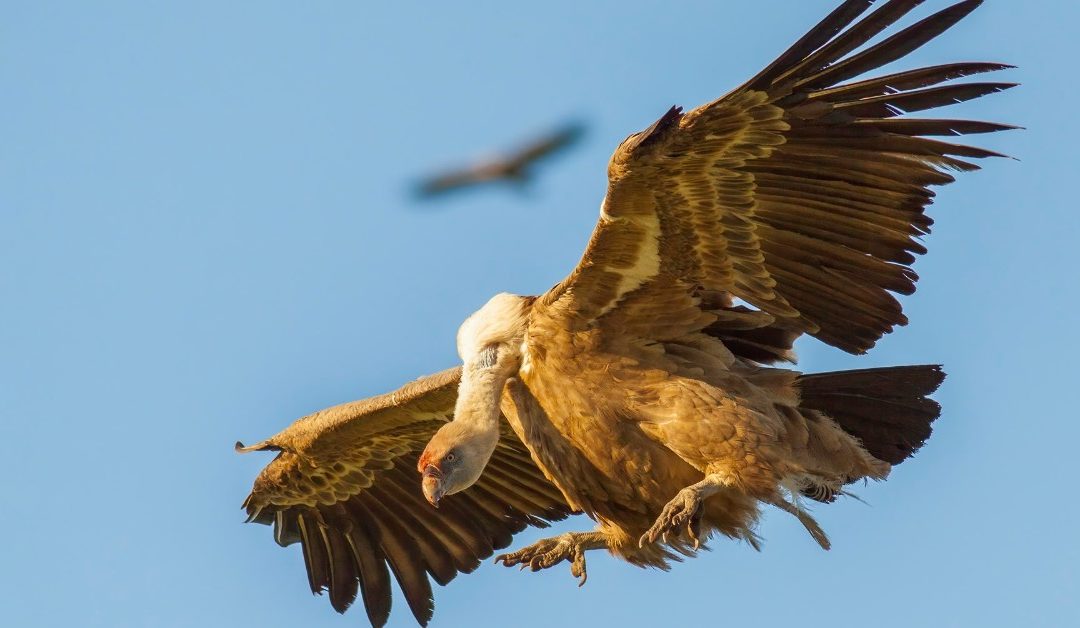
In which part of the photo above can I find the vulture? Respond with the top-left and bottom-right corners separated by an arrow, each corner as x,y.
238,1 -> 1016,625
413,122 -> 585,197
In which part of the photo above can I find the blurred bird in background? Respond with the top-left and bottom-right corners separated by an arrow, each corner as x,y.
412,121 -> 585,199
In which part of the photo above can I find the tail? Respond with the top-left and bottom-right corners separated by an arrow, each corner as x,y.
798,365 -> 946,466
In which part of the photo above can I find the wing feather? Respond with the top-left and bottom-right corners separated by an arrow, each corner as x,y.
354,490 -> 437,623
341,512 -> 392,627
747,0 -> 877,90
537,0 -> 1014,354
795,0 -> 984,90
772,0 -> 928,85
239,368 -> 572,627
809,62 -> 1015,102
834,82 -> 1017,117
319,523 -> 360,612
379,466 -> 489,567
296,512 -> 332,595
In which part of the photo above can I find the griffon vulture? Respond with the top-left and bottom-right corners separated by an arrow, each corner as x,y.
239,1 -> 1015,625
413,122 -> 585,197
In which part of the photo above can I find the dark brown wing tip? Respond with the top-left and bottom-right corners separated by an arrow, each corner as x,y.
925,364 -> 947,393
628,105 -> 684,153
746,0 -> 876,90
656,105 -> 684,131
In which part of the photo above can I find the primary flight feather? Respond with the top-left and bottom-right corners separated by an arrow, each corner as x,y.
239,1 -> 1015,625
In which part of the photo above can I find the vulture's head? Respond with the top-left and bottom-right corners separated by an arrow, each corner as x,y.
417,292 -> 533,507
418,421 -> 497,507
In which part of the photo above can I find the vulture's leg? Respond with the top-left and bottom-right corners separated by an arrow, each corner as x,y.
494,531 -> 607,586
639,474 -> 731,549
762,492 -> 831,550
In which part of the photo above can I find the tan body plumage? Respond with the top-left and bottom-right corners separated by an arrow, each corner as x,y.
474,292 -> 891,567
239,2 -> 1014,626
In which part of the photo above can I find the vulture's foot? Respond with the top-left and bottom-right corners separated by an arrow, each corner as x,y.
639,486 -> 707,549
494,531 -> 605,586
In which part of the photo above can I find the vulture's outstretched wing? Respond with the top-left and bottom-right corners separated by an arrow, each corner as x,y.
238,367 -> 572,627
537,0 -> 1015,354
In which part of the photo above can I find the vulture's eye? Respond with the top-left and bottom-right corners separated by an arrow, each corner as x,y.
445,452 -> 457,463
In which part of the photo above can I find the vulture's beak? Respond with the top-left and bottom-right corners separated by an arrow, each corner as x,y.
421,464 -> 444,508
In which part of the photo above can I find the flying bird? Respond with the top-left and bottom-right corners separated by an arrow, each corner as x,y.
412,122 -> 585,197
239,1 -> 1016,625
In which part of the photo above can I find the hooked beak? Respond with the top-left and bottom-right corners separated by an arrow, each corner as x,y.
421,464 -> 445,508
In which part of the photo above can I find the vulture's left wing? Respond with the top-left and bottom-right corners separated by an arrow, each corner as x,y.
536,0 -> 1016,354
238,367 -> 571,627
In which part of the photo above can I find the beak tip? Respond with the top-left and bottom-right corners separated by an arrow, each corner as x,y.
422,469 -> 444,508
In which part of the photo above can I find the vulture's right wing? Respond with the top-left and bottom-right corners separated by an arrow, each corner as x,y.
238,367 -> 571,627
535,0 -> 1016,354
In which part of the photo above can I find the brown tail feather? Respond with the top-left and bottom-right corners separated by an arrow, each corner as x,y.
798,365 -> 945,466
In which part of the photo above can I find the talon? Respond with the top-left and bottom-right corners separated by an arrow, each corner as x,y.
688,510 -> 703,549
493,533 -> 599,582
644,487 -> 707,549
571,553 -> 588,587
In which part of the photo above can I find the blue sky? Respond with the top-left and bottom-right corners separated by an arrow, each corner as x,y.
3,1 -> 1077,626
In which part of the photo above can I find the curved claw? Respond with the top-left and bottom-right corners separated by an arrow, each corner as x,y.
494,533 -> 591,585
639,486 -> 706,548
570,550 -> 588,587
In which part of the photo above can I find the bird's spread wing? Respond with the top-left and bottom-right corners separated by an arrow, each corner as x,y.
414,165 -> 503,197
505,122 -> 586,168
537,0 -> 1015,354
238,367 -> 571,627
414,122 -> 585,197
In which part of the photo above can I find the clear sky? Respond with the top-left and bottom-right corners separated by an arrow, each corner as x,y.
3,1 -> 1077,627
